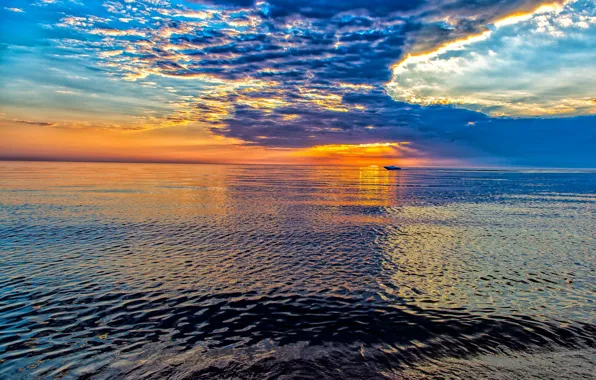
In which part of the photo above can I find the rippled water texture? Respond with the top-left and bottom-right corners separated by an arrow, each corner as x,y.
1,162 -> 595,379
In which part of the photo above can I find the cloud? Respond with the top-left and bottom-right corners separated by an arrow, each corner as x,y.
4,7 -> 25,13
12,119 -> 56,127
3,0 -> 595,166
386,0 -> 596,117
50,0 -> 568,139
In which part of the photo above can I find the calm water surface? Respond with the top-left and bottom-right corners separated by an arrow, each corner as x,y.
0,162 -> 595,379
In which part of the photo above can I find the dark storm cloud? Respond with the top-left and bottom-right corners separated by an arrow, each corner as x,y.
193,0 -> 549,22
194,0 -> 547,19
195,0 -> 419,16
168,0 -> 553,88
211,87 -> 491,148
178,0 -> 551,81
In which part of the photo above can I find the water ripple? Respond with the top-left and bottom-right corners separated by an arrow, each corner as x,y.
0,162 -> 595,378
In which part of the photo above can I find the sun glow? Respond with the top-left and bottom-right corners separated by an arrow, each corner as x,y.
309,142 -> 410,152
292,142 -> 425,166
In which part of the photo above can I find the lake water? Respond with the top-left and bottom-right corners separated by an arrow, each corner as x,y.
1,162 -> 595,379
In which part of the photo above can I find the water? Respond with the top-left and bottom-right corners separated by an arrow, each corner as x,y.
0,162 -> 595,379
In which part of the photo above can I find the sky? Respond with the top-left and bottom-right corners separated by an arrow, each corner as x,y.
0,0 -> 594,167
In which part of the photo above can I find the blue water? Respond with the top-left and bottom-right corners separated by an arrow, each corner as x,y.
0,162 -> 595,378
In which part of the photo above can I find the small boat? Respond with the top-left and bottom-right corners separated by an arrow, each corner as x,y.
384,166 -> 402,171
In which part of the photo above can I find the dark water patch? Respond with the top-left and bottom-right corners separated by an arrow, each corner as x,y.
1,292 -> 594,378
93,295 -> 595,379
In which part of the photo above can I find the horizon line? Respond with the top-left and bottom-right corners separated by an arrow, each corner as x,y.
1,157 -> 595,171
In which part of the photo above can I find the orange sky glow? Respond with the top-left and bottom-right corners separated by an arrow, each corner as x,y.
1,122 -> 439,166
